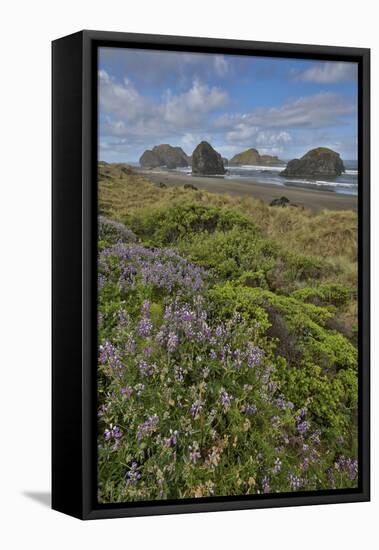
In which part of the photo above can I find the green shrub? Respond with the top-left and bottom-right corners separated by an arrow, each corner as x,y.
292,283 -> 351,307
207,283 -> 357,434
125,202 -> 257,246
178,229 -> 276,284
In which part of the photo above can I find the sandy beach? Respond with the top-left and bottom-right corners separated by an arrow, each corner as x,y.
136,168 -> 357,213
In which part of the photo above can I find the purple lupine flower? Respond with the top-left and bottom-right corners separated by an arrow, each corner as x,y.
138,317 -> 152,337
190,400 -> 203,419
336,456 -> 358,481
156,328 -> 167,346
272,457 -> 282,474
262,476 -> 270,494
138,360 -> 157,377
220,390 -> 233,411
99,341 -> 122,370
273,397 -> 287,410
234,349 -> 242,370
97,404 -> 108,417
112,426 -> 123,439
118,309 -> 129,327
104,425 -> 123,441
221,344 -> 231,365
267,381 -> 278,393
163,305 -> 172,320
167,332 -> 179,353
181,308 -> 196,322
100,244 -> 204,295
246,344 -> 263,368
274,397 -> 294,411
104,428 -> 112,441
261,364 -> 275,383
165,430 -> 178,448
137,414 -> 159,440
209,349 -> 217,360
141,300 -> 150,316
125,334 -> 136,354
142,346 -> 153,357
121,386 -> 133,398
199,321 -> 212,342
288,473 -> 303,491
215,325 -> 224,338
126,461 -> 141,486
189,448 -> 201,463
175,366 -> 184,382
201,366 -> 210,378
346,459 -> 358,481
241,403 -> 257,415
297,421 -> 310,435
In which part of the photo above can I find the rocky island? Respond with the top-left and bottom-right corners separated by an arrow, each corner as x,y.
192,141 -> 226,175
139,144 -> 191,169
229,148 -> 285,166
280,147 -> 345,179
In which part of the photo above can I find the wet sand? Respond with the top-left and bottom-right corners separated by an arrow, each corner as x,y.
137,169 -> 357,213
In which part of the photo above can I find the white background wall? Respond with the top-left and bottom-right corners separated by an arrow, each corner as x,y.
1,0 -> 377,548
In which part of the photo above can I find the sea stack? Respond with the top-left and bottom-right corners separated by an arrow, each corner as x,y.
139,144 -> 190,169
280,147 -> 345,178
229,148 -> 285,166
229,148 -> 260,165
191,141 -> 226,175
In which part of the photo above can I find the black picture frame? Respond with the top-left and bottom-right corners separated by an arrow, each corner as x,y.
52,30 -> 370,520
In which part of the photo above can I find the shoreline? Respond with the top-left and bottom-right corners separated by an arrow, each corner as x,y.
135,168 -> 357,213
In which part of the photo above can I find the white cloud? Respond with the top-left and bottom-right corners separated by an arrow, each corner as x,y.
100,49 -> 232,87
225,126 -> 292,155
99,71 -> 357,161
295,62 -> 357,83
99,70 -> 229,141
215,92 -> 355,133
99,70 -> 156,123
163,79 -> 228,128
213,55 -> 229,77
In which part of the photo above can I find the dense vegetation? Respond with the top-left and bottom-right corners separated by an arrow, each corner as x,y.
97,164 -> 358,503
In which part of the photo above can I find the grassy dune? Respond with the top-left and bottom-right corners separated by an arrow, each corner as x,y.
98,163 -> 357,339
97,163 -> 358,503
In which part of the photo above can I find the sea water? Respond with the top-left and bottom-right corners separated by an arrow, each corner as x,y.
222,160 -> 358,196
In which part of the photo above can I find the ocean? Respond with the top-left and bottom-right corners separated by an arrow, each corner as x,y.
175,160 -> 358,196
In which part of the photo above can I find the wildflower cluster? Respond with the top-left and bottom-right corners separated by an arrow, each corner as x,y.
97,216 -> 358,503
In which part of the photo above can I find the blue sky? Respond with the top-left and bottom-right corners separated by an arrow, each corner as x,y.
98,47 -> 358,162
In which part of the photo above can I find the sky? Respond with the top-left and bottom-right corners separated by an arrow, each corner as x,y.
98,47 -> 358,163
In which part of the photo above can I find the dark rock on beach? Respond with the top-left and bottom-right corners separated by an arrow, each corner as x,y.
280,147 -> 345,179
184,183 -> 198,190
270,196 -> 290,207
192,141 -> 226,175
140,144 -> 190,169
